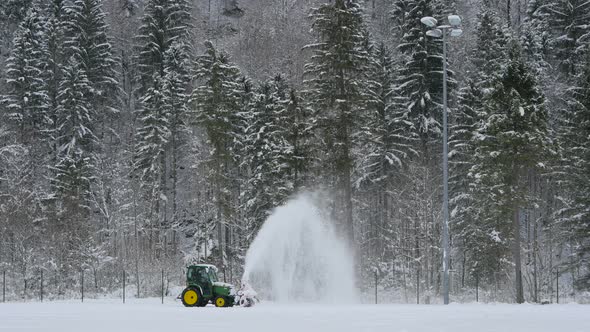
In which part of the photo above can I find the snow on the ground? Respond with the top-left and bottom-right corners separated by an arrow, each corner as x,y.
1,298 -> 589,332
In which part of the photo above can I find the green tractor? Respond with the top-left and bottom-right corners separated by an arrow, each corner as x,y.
181,264 -> 236,307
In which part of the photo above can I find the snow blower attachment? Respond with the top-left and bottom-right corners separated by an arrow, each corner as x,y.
180,264 -> 257,307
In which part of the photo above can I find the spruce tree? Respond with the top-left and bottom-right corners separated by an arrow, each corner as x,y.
2,6 -> 51,142
520,0 -> 551,66
134,0 -> 192,238
392,0 -> 447,149
357,42 -> 415,258
136,0 -> 191,91
303,0 -> 370,244
470,43 -> 552,303
243,78 -> 293,235
162,42 -> 190,221
450,6 -> 511,283
471,8 -> 510,86
191,41 -> 241,267
134,73 -> 170,215
53,57 -> 97,275
54,57 -> 97,200
63,0 -> 118,103
543,0 -> 590,76
0,5 -> 50,284
0,0 -> 33,25
558,56 -> 590,289
449,79 -> 485,281
284,87 -> 312,190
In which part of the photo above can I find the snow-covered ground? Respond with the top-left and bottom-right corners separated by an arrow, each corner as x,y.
1,298 -> 588,332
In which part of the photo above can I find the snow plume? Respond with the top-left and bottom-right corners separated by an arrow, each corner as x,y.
242,192 -> 356,303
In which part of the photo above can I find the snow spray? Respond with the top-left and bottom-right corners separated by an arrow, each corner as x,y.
242,193 -> 356,303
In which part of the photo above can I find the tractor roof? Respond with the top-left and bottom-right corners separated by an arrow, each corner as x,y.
189,264 -> 218,271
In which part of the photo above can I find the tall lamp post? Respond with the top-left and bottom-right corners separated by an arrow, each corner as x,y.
420,15 -> 463,305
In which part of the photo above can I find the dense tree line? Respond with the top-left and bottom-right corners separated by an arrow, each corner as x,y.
0,0 -> 588,303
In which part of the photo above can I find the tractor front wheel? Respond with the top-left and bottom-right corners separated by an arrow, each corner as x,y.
214,296 -> 227,307
181,287 -> 202,307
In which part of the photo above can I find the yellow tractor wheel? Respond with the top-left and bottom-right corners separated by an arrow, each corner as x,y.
214,296 -> 227,307
181,288 -> 200,307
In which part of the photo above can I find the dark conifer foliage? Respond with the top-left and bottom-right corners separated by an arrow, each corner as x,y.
304,0 -> 370,244
2,6 -> 51,140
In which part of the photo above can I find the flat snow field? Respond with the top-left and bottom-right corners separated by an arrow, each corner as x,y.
1,299 -> 589,332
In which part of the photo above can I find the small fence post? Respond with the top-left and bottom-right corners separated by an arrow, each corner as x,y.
556,267 -> 559,304
161,269 -> 164,304
374,271 -> 378,304
136,269 -> 140,299
81,270 -> 84,303
122,270 -> 126,304
2,271 -> 5,303
40,270 -> 43,302
475,274 -> 479,303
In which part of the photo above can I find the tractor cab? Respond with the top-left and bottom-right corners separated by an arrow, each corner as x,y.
187,265 -> 216,297
187,265 -> 218,283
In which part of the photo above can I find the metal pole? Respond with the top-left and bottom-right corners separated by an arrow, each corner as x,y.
40,270 -> 43,302
2,271 -> 5,303
442,29 -> 450,306
162,269 -> 164,304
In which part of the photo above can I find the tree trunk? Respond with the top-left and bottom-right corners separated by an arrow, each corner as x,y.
513,205 -> 524,303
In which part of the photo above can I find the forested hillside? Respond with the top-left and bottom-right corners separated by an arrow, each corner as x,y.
0,0 -> 588,303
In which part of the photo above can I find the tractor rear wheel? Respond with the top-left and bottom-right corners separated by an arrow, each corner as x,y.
181,287 -> 202,307
214,296 -> 227,307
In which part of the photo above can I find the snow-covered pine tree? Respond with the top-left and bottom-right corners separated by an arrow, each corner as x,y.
133,0 -> 192,262
46,0 -> 66,126
557,55 -> 590,290
391,0 -> 447,152
391,0 -> 452,300
543,0 -> 590,76
303,0 -> 370,245
0,0 -> 33,26
356,42 -> 415,264
450,6 -> 511,286
162,42 -> 190,225
469,42 -> 552,303
2,6 -> 51,143
449,78 -> 485,282
520,0 -> 551,66
233,75 -> 255,166
53,56 -> 98,278
243,78 -> 293,236
63,0 -> 118,105
191,41 -> 241,268
284,87 -> 312,191
135,0 -> 191,92
470,7 -> 511,87
134,72 -> 170,228
61,0 -> 121,263
0,5 -> 51,289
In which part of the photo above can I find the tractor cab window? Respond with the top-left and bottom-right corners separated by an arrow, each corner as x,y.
196,268 -> 209,283
208,268 -> 218,282
187,267 -> 209,283
187,268 -> 196,282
